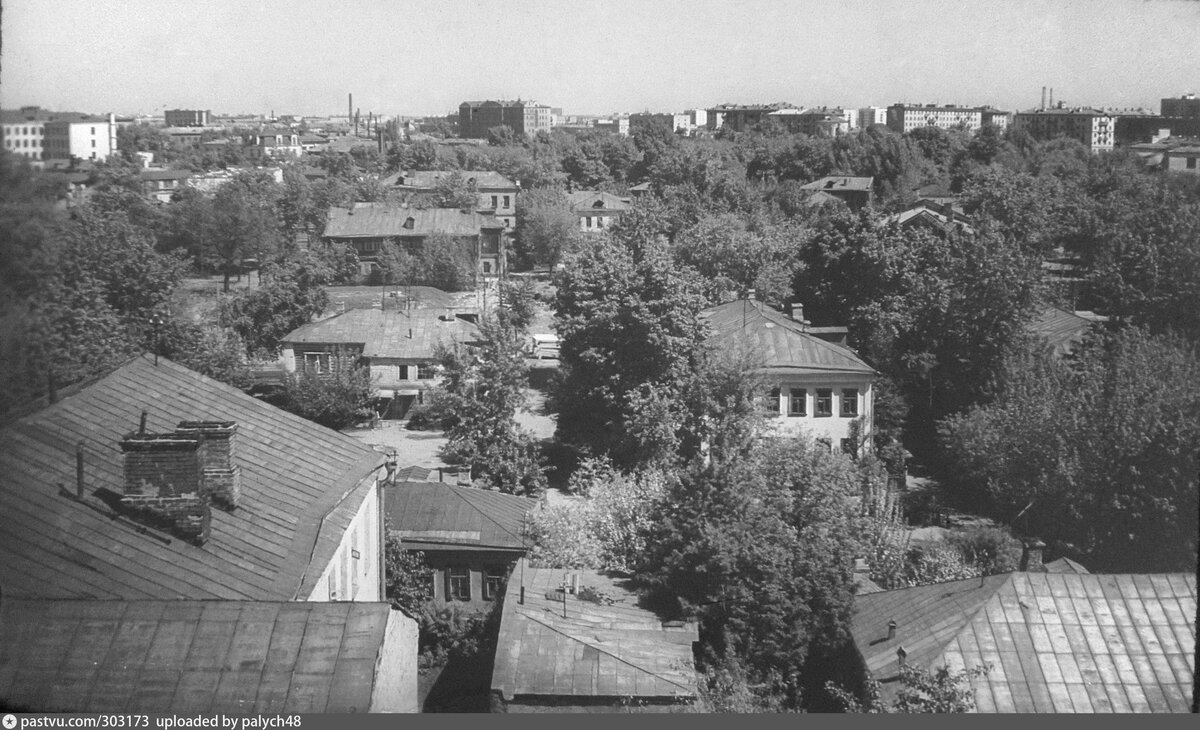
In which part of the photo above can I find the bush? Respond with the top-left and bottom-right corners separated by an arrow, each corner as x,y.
404,389 -> 458,431
946,525 -> 1022,576
417,602 -> 500,669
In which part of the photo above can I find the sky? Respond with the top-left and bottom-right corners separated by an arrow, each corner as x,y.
2,0 -> 1198,118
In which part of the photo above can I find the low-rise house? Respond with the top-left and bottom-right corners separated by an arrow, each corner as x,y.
299,133 -> 331,154
567,190 -> 633,232
387,169 -> 520,227
139,168 -> 192,203
0,599 -> 418,713
799,176 -> 874,210
490,559 -> 700,712
849,561 -> 1197,712
255,126 -> 302,157
387,478 -> 537,609
0,354 -> 392,605
887,201 -> 974,236
281,303 -> 483,419
701,297 -> 877,456
323,202 -> 507,278
1164,143 -> 1200,174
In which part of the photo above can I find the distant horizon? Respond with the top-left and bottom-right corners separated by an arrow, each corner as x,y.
3,0 -> 1198,119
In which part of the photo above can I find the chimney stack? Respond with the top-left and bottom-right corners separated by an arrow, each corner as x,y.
1041,86 -> 1047,111
175,421 -> 241,509
119,429 -> 211,544
887,619 -> 897,641
1020,539 -> 1047,573
75,442 -> 86,500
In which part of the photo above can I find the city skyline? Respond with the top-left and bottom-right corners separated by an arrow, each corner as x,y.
2,0 -> 1199,118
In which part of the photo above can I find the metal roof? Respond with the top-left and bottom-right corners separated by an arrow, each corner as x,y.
851,572 -> 1197,712
799,176 -> 875,192
283,308 -> 482,361
323,204 -> 504,238
396,170 -> 517,190
387,481 -> 536,552
1029,305 -> 1105,358
0,355 -> 382,601
491,559 -> 700,702
0,598 -> 392,713
566,190 -> 633,214
702,299 -> 876,376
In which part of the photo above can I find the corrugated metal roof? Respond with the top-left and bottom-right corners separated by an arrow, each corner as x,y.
1029,305 -> 1103,357
851,572 -> 1197,712
0,599 -> 391,713
800,176 -> 874,192
1045,557 -> 1091,574
566,190 -> 633,214
387,481 -> 536,551
398,170 -> 517,190
283,308 -> 482,360
702,299 -> 876,375
0,355 -> 382,601
491,560 -> 699,702
323,204 -> 503,239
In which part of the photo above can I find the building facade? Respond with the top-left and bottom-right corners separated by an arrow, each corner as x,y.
1161,93 -> 1200,118
164,109 -> 211,127
706,103 -> 796,132
886,103 -> 991,133
39,113 -> 117,163
458,100 -> 553,139
566,190 -> 633,232
858,106 -> 888,128
1013,106 -> 1116,153
390,169 -> 520,227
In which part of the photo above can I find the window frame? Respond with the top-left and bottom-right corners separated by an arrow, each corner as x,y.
483,565 -> 507,601
788,388 -> 807,417
815,389 -> 833,417
840,388 -> 859,417
302,352 -> 332,374
446,566 -> 471,602
764,386 -> 781,416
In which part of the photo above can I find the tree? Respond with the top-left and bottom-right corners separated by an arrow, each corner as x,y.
672,214 -> 805,305
554,232 -> 710,468
828,663 -> 991,713
512,186 -> 582,268
265,362 -> 374,430
437,318 -> 548,495
204,171 -> 285,291
384,525 -> 434,615
220,253 -> 330,356
938,327 -> 1200,571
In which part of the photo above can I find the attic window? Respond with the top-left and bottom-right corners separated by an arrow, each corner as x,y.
592,200 -> 606,208
403,217 -> 415,229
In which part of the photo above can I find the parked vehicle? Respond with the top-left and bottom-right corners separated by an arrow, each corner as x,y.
528,334 -> 560,359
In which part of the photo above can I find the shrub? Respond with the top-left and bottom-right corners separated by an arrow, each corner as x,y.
946,525 -> 1022,576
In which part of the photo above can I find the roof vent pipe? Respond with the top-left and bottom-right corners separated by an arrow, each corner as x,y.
76,442 -> 86,500
887,619 -> 897,641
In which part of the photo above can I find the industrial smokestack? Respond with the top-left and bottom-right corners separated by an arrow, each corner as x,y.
1049,88 -> 1054,108
1041,86 -> 1047,111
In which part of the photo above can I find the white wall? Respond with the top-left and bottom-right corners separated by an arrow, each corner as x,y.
306,477 -> 383,602
370,610 -> 420,713
764,377 -> 874,454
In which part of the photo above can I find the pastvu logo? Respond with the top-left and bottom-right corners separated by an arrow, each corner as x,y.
2,713 -> 17,729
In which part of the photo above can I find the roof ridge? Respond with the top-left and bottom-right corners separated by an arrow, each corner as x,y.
515,607 -> 695,695
444,482 -> 528,545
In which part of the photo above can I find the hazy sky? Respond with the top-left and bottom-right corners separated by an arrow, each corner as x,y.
3,0 -> 1198,117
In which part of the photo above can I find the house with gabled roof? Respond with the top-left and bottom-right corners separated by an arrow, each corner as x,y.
1029,304 -> 1108,359
701,297 -> 877,456
387,478 -> 537,609
385,170 -> 520,227
799,176 -> 874,210
849,568 -> 1197,712
0,598 -> 418,713
280,304 -> 483,420
490,559 -> 700,713
566,190 -> 633,233
323,202 -> 507,278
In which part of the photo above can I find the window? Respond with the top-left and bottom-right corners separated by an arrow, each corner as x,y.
1188,157 -> 1197,170
841,388 -> 859,417
503,195 -> 510,208
303,352 -> 332,374
788,388 -> 807,416
585,216 -> 593,228
483,566 -> 507,601
763,387 -> 781,415
91,127 -> 96,135
491,195 -> 499,208
446,567 -> 471,601
815,389 -> 833,417
417,363 -> 433,379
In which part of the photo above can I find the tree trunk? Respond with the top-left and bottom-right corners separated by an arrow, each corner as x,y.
223,268 -> 231,293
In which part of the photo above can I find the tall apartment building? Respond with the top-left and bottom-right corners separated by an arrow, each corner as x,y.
1161,93 -> 1200,118
1,107 -> 109,167
458,100 -> 552,139
858,106 -> 888,128
1012,106 -> 1115,153
42,113 -> 118,163
164,109 -> 211,127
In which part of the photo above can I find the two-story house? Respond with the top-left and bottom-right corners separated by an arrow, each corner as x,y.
701,297 -> 877,456
566,190 -> 634,232
139,168 -> 193,203
388,170 -> 520,228
323,203 -> 507,278
280,303 -> 484,420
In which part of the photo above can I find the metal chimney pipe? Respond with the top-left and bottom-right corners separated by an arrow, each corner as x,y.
887,619 -> 897,641
139,411 -> 149,434
76,442 -> 85,499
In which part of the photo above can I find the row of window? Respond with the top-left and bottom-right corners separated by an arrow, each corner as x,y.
4,126 -> 44,136
766,387 -> 858,418
4,139 -> 41,148
584,215 -> 608,229
488,194 -> 513,209
444,566 -> 507,602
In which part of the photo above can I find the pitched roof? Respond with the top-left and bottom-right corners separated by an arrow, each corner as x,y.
283,308 -> 482,361
396,170 -> 517,190
566,190 -> 633,214
800,176 -> 874,192
491,559 -> 700,702
139,169 -> 192,181
1029,305 -> 1104,357
0,598 -> 396,713
387,481 -> 537,552
0,355 -> 382,601
851,572 -> 1197,712
701,299 -> 876,376
323,203 -> 503,238
1045,557 -> 1091,574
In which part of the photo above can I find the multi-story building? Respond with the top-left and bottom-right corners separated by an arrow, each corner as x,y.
592,115 -> 630,136
43,113 -> 117,163
706,103 -> 796,132
1013,105 -> 1116,153
858,106 -> 888,128
1161,93 -> 1200,118
388,169 -> 520,227
254,126 -> 301,157
458,100 -> 553,139
980,107 -> 1011,131
886,103 -> 997,133
2,107 -> 105,166
163,109 -> 211,127
567,191 -> 633,232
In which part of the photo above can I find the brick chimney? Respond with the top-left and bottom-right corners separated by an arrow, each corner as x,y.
1020,539 -> 1047,573
175,421 -> 241,510
119,430 -> 211,544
